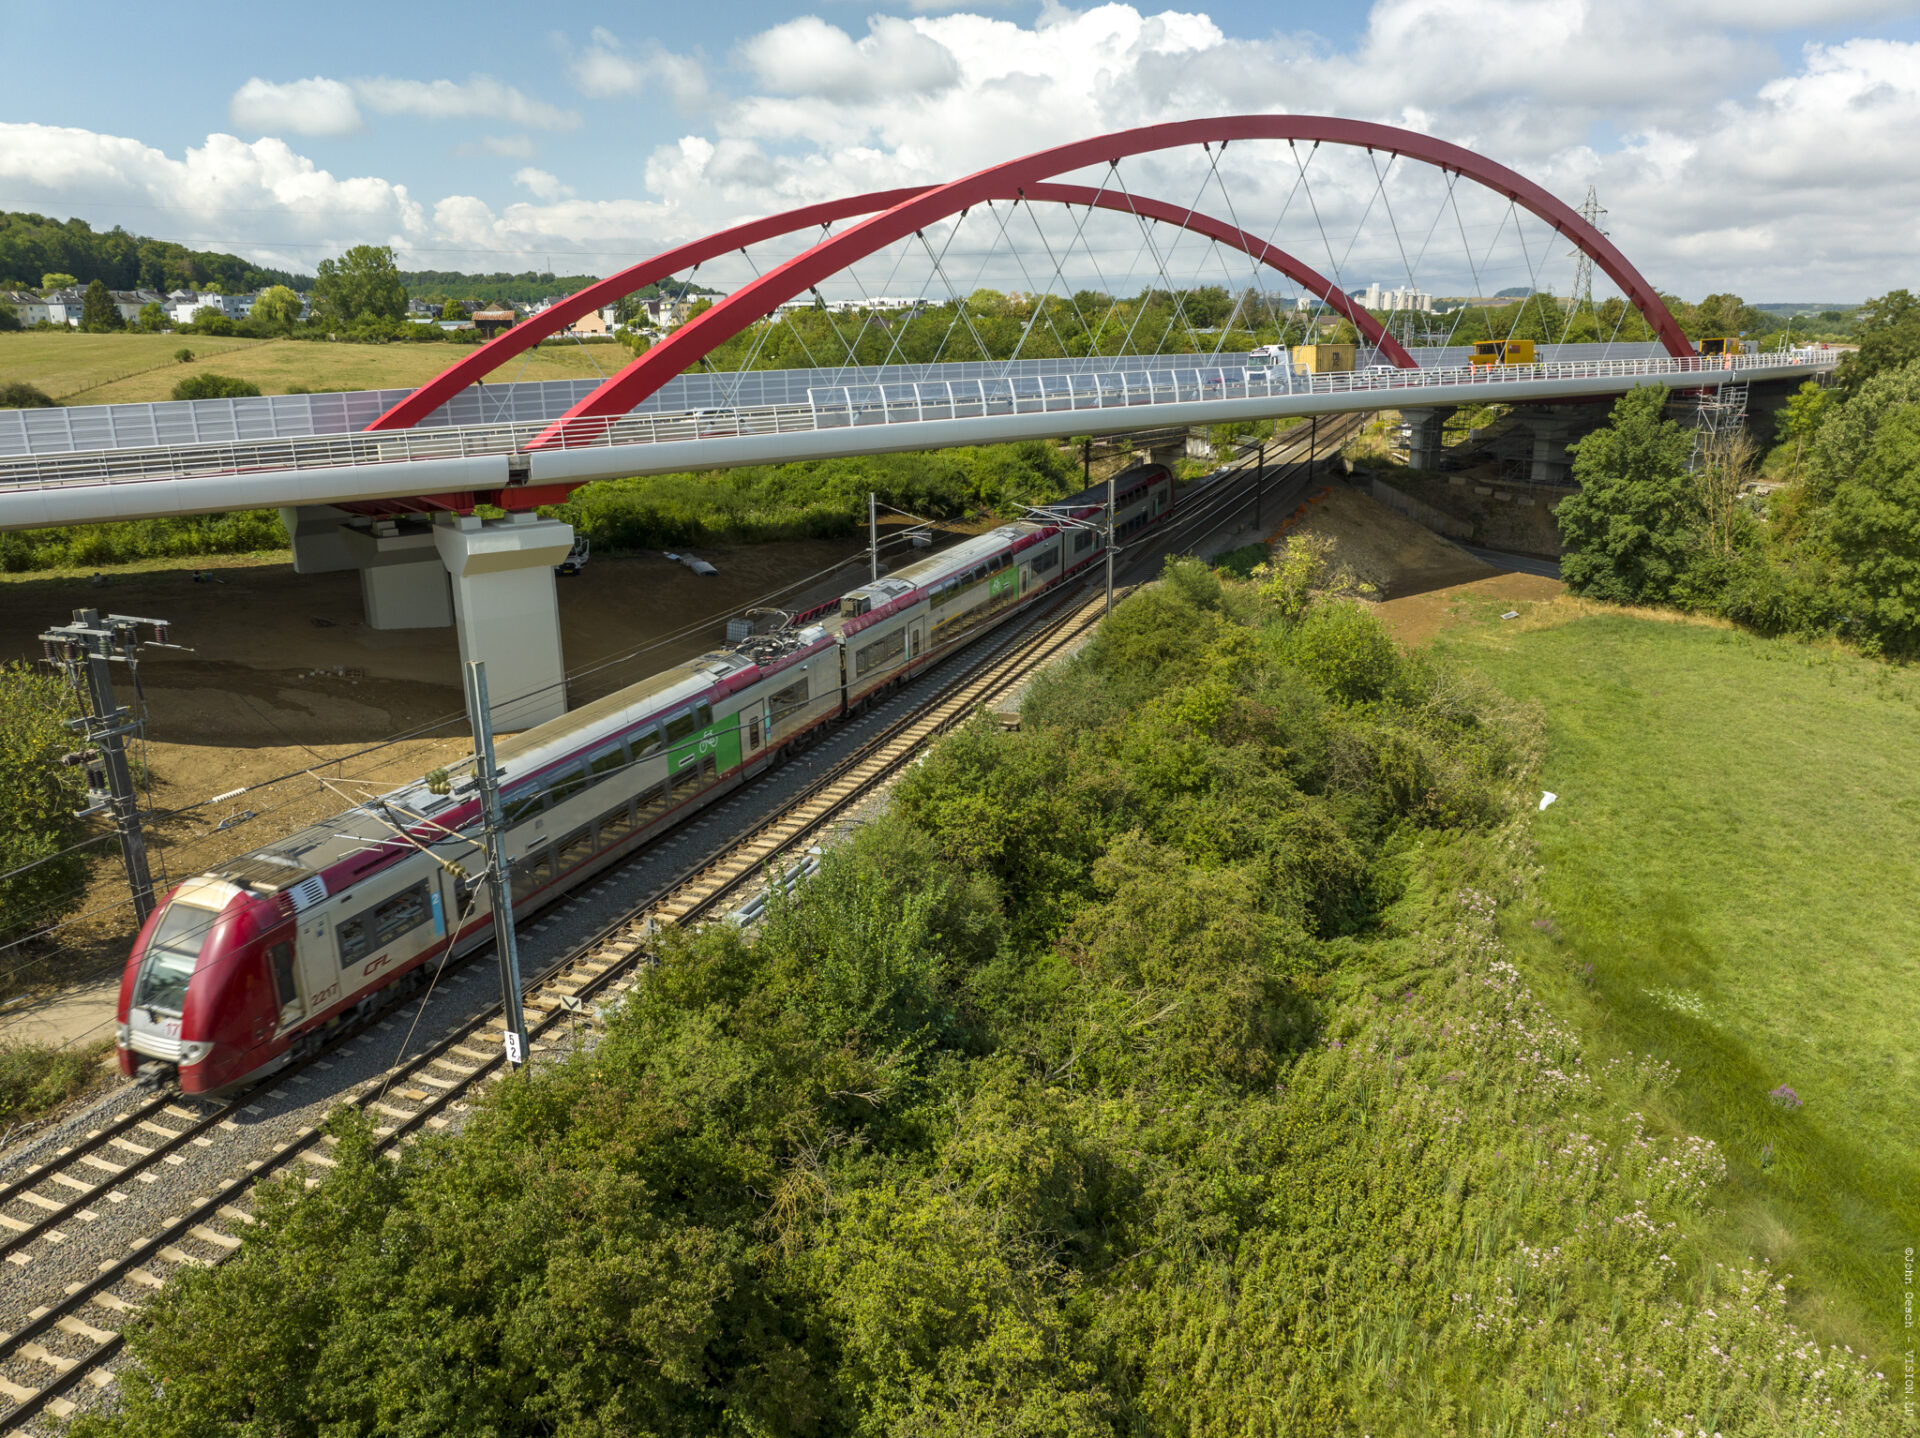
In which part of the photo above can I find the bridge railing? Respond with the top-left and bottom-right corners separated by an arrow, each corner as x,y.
0,349 -> 1834,494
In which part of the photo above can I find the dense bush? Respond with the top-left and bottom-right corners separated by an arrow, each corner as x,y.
0,511 -> 287,571
73,563 -> 1901,1435
1558,362 -> 1920,657
0,662 -> 90,942
169,372 -> 262,402
0,381 -> 57,409
547,441 -> 1084,552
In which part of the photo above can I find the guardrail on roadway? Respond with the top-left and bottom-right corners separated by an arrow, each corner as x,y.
0,349 -> 1834,501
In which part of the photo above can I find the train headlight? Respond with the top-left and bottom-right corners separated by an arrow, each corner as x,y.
178,1040 -> 214,1067
116,1022 -> 130,1047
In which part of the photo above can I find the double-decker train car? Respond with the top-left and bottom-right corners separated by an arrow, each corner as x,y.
116,464 -> 1175,1095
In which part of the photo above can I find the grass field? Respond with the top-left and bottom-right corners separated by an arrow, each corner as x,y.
1435,600 -> 1920,1364
0,332 -> 622,405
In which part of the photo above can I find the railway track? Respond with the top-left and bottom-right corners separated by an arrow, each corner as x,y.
0,409 -> 1358,1433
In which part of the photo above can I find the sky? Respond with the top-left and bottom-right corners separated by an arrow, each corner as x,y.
2,0 -> 1918,304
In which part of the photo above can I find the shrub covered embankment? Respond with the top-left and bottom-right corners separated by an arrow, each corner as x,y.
78,562 -> 1899,1436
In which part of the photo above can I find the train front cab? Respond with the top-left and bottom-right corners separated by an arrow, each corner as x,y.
119,877 -> 301,1094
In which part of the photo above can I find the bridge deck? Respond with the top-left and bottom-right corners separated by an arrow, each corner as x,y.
0,350 -> 1836,531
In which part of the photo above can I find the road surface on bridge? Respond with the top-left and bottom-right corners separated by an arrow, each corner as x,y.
0,349 -> 1833,531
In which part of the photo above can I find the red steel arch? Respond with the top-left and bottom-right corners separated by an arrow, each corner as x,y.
370,177 -> 1411,432
366,188 -> 930,431
531,115 -> 1689,447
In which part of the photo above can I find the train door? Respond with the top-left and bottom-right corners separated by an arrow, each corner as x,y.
293,905 -> 343,1017
264,936 -> 303,1034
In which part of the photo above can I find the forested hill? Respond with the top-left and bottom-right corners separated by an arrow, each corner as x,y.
0,212 -> 311,294
398,272 -> 720,304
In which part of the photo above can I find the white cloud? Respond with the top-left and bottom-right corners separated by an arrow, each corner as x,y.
566,29 -> 711,113
455,134 -> 536,159
229,77 -> 363,137
26,7 -> 1920,301
0,123 -> 425,273
353,75 -> 579,131
512,166 -> 575,201
736,16 -> 962,101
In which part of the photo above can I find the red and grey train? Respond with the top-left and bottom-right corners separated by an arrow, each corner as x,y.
117,464 -> 1176,1094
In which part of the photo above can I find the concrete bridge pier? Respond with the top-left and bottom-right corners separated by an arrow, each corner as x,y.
339,518 -> 455,630
1402,408 -> 1455,471
1516,405 -> 1608,486
432,513 -> 574,731
280,505 -> 359,574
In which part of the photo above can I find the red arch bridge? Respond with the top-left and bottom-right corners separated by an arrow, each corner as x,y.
0,116 -> 1834,723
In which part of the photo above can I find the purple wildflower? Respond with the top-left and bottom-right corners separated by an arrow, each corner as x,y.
1768,1085 -> 1803,1112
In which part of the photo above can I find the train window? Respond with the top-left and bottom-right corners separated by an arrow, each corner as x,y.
1031,546 -> 1060,575
636,780 -> 671,822
511,851 -> 552,904
557,827 -> 594,870
769,677 -> 809,724
1073,531 -> 1094,554
588,743 -> 625,779
856,627 -> 907,677
336,880 -> 432,968
372,882 -> 429,947
266,942 -> 301,1018
547,766 -> 590,807
664,709 -> 698,744
697,702 -> 713,728
133,901 -> 217,1012
502,788 -> 544,825
631,725 -> 662,759
748,714 -> 762,750
599,802 -> 635,843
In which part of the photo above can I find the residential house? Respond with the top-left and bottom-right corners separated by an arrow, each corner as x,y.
2,290 -> 52,326
167,290 -> 255,325
471,304 -> 518,338
563,304 -> 624,338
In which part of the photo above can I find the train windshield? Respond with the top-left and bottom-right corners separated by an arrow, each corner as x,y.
132,901 -> 218,1014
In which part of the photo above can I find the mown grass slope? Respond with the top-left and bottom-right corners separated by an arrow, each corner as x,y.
0,332 -> 616,405
1436,601 -> 1920,1364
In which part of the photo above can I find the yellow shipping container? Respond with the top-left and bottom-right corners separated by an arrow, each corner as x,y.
1291,343 -> 1356,374
1468,339 -> 1535,367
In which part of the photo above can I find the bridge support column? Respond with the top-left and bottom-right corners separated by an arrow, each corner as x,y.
1519,406 -> 1604,487
1402,408 -> 1454,471
339,518 -> 454,630
432,513 -> 573,732
279,505 -> 358,574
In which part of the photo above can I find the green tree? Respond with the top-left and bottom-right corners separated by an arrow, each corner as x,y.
39,272 -> 76,292
0,663 -> 89,941
1802,360 -> 1920,509
135,301 -> 167,333
1780,380 -> 1833,479
79,279 -> 122,332
439,297 -> 467,321
171,373 -> 262,402
1826,402 -> 1920,655
251,284 -> 304,329
0,382 -> 58,408
1556,385 -> 1698,603
312,244 -> 406,326
1839,289 -> 1920,395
